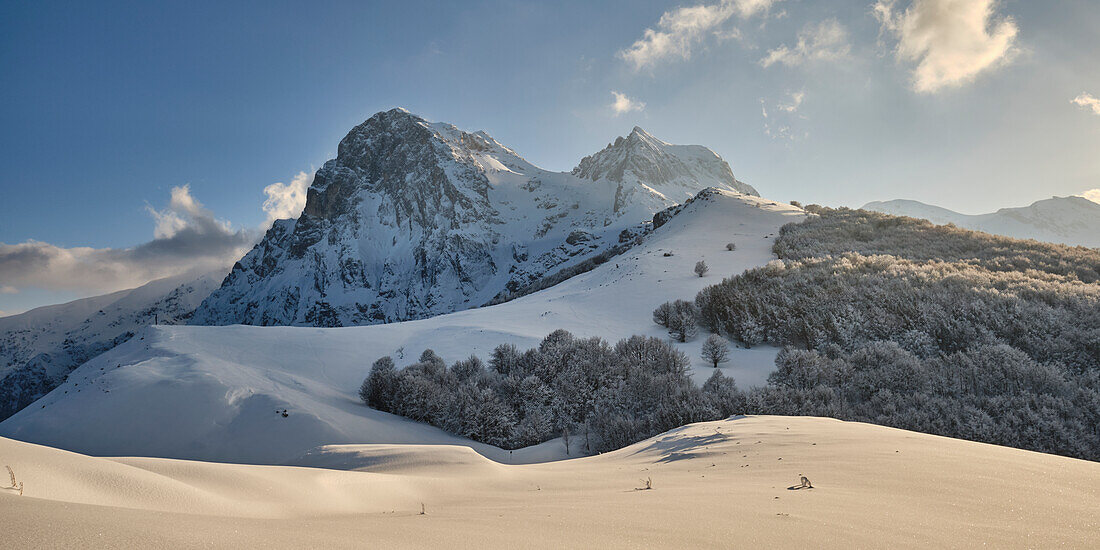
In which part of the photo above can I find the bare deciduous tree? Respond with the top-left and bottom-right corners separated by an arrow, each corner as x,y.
701,335 -> 730,368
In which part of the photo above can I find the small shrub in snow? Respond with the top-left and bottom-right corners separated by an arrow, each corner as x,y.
694,260 -> 709,277
726,242 -> 736,251
6,465 -> 22,496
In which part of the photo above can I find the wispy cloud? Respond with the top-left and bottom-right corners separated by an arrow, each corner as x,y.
0,185 -> 256,295
777,90 -> 805,112
1080,189 -> 1100,204
1072,92 -> 1100,116
263,171 -> 313,225
0,286 -> 17,295
761,91 -> 809,141
760,19 -> 850,68
874,0 -> 1018,93
619,0 -> 783,70
610,91 -> 646,115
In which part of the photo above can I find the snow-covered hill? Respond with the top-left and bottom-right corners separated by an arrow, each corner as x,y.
862,196 -> 1100,248
0,190 -> 803,465
0,270 -> 225,421
191,109 -> 758,327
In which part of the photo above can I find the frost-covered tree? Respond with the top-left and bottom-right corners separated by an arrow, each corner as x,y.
451,355 -> 485,382
361,356 -> 397,409
652,299 -> 699,342
652,301 -> 673,328
694,260 -> 709,277
701,334 -> 730,368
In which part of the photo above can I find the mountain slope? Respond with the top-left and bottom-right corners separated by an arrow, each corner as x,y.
0,270 -> 224,421
191,109 -> 757,327
863,196 -> 1100,248
1,191 -> 804,464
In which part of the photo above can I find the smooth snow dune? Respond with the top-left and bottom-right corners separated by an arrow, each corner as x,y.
2,416 -> 1097,549
0,191 -> 803,465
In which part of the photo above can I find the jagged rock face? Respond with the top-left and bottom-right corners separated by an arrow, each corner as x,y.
0,271 -> 222,421
573,126 -> 758,214
191,110 -> 756,327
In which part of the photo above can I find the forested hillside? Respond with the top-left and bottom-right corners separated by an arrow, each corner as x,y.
365,208 -> 1100,460
698,207 -> 1100,460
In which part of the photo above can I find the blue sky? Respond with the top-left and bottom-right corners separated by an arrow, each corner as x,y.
2,0 -> 1099,314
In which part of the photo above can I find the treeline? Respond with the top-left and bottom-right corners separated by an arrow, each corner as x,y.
360,330 -> 742,453
694,207 -> 1100,460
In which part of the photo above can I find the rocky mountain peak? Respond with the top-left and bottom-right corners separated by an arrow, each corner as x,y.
572,127 -> 757,199
191,110 -> 761,327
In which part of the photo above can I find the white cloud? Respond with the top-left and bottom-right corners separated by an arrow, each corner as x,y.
619,0 -> 783,70
0,285 -> 17,294
1072,92 -> 1100,116
263,171 -> 313,225
0,186 -> 255,295
610,91 -> 646,115
777,90 -> 805,112
874,0 -> 1018,93
760,18 -> 850,68
1080,189 -> 1100,204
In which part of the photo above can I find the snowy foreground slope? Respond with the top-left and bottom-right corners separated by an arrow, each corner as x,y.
1,416 -> 1097,548
863,196 -> 1100,248
0,270 -> 224,421
0,190 -> 803,465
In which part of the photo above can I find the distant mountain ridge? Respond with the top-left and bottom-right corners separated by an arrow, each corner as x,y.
191,109 -> 758,327
0,270 -> 225,421
862,196 -> 1100,248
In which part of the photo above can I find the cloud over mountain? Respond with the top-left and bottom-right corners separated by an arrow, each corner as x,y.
263,171 -> 313,225
0,186 -> 254,295
610,91 -> 646,115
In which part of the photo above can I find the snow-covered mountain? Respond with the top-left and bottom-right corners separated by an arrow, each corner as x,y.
573,126 -> 758,213
862,196 -> 1100,248
1,190 -> 803,464
191,109 -> 757,327
0,270 -> 224,421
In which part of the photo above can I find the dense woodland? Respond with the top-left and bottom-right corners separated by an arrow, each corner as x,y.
700,207 -> 1100,460
361,332 -> 740,453
362,207 -> 1100,460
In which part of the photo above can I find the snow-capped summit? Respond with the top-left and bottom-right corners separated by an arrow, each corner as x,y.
572,126 -> 758,213
191,110 -> 753,328
862,196 -> 1100,248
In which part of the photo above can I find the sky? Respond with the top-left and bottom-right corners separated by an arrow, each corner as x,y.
1,0 -> 1099,315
